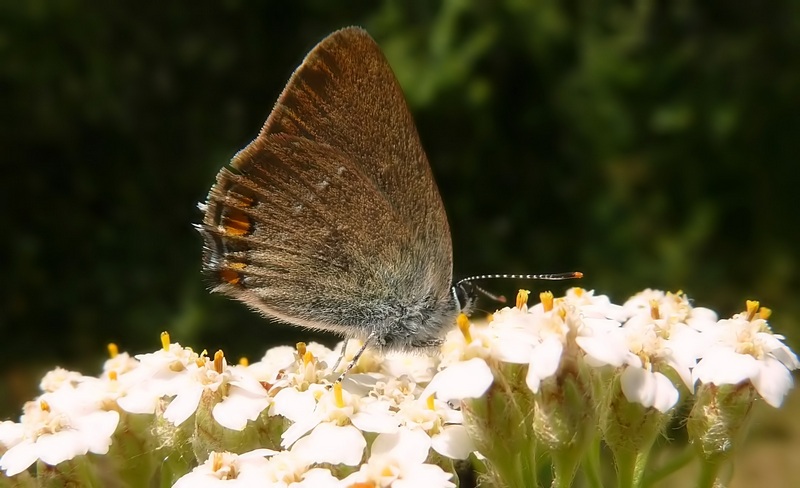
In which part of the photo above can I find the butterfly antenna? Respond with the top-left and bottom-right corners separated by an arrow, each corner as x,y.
453,272 -> 582,312
473,284 -> 507,304
455,272 -> 583,288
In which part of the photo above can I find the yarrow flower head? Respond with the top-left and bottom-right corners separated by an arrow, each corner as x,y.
1,290 -> 796,488
0,387 -> 119,476
688,301 -> 800,463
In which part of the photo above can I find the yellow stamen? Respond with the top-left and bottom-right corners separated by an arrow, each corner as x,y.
108,370 -> 118,381
426,394 -> 435,410
558,307 -> 567,320
457,313 -> 472,343
40,400 -> 50,412
571,287 -> 585,297
759,307 -> 772,320
107,343 -> 118,358
487,313 -> 494,323
349,483 -> 376,488
296,342 -> 307,357
746,300 -> 760,321
649,300 -> 661,320
238,356 -> 249,367
195,357 -> 206,368
160,331 -> 170,351
303,351 -> 314,366
211,452 -> 223,472
334,381 -> 345,408
516,289 -> 530,309
214,350 -> 225,374
539,291 -> 553,312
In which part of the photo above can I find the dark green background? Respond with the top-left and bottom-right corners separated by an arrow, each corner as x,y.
2,1 -> 799,418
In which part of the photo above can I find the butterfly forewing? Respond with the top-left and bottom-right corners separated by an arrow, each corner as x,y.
199,27 -> 455,346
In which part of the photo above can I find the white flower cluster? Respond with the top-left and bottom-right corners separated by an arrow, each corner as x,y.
0,288 -> 797,487
430,288 -> 798,412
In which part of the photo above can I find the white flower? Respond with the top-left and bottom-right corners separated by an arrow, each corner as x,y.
0,391 -> 119,476
116,340 -> 198,415
422,357 -> 494,402
101,343 -> 140,377
212,371 -> 271,431
162,352 -> 269,430
380,352 -> 438,383
171,449 -> 275,487
519,297 -> 629,393
247,346 -> 298,383
622,312 -> 699,389
264,450 -> 341,488
439,310 -> 537,367
290,422 -> 366,466
279,382 -> 396,464
395,396 -> 473,460
619,367 -> 680,413
611,294 -> 714,412
620,289 -> 717,332
692,310 -> 800,407
340,428 -> 455,488
563,287 -> 626,321
39,368 -> 85,392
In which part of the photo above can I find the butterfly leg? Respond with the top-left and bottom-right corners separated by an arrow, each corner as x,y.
330,341 -> 347,372
335,333 -> 375,383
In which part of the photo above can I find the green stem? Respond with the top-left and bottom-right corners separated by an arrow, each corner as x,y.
582,436 -> 603,488
615,449 -> 637,488
632,450 -> 651,488
696,457 -> 724,488
160,451 -> 193,488
642,445 -> 696,487
551,446 -> 581,488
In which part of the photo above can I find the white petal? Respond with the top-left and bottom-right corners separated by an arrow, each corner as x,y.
620,368 -> 679,412
281,416 -> 321,449
292,468 -> 342,488
0,421 -> 25,448
212,387 -> 270,431
661,350 -> 696,392
116,389 -> 159,414
753,356 -> 794,408
693,348 -> 759,386
163,385 -> 203,426
394,463 -> 456,488
371,428 -> 431,465
76,410 -> 119,454
350,410 -> 400,434
759,335 -> 800,369
491,329 -> 536,363
291,423 -> 365,466
577,329 -> 629,367
0,441 -> 39,476
422,358 -> 493,401
650,371 -> 680,412
36,430 -> 87,466
431,424 -> 474,460
526,338 -> 563,393
270,388 -> 316,422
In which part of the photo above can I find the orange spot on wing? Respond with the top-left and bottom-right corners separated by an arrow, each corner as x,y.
222,208 -> 251,236
220,268 -> 241,285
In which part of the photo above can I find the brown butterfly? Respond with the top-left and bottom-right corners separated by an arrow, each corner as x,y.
197,27 -> 579,375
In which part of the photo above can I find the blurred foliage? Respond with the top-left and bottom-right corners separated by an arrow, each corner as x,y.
2,0 -> 799,420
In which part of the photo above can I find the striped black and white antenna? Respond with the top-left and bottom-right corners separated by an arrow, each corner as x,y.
452,272 -> 583,312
